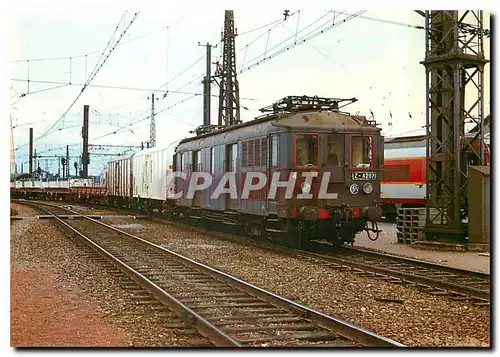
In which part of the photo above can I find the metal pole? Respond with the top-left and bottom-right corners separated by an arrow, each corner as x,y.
479,12 -> 485,165
150,93 -> 156,148
82,105 -> 89,178
29,127 -> 33,176
424,11 -> 430,224
205,43 -> 212,126
66,145 -> 70,178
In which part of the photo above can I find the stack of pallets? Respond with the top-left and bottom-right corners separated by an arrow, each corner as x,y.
396,208 -> 426,244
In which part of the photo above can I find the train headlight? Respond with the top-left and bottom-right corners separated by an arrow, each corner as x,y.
362,182 -> 374,194
301,181 -> 312,194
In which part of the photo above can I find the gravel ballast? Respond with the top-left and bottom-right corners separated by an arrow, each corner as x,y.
10,203 -> 208,347
98,216 -> 490,347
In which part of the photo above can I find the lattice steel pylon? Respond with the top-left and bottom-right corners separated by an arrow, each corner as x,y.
217,10 -> 241,127
422,11 -> 488,240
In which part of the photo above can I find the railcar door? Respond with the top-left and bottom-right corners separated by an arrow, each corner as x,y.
323,133 -> 344,206
267,134 -> 279,214
144,154 -> 151,199
226,143 -> 239,210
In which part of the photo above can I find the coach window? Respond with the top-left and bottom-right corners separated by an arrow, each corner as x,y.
180,153 -> 184,171
327,134 -> 343,167
210,148 -> 215,174
229,144 -> 238,172
295,134 -> 318,167
351,136 -> 373,168
270,135 -> 279,167
193,150 -> 201,171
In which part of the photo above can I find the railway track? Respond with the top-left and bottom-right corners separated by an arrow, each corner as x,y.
150,211 -> 491,305
18,200 -> 490,304
306,243 -> 490,305
20,201 -> 403,348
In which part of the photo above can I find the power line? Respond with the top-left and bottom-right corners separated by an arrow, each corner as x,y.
348,12 -> 424,30
239,10 -> 337,70
8,24 -> 171,64
16,12 -> 140,152
240,11 -> 365,73
10,78 -> 208,96
155,54 -> 205,91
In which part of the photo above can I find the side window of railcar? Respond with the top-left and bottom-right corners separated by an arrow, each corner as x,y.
210,148 -> 215,174
351,136 -> 373,168
327,134 -> 343,167
180,153 -> 184,171
295,134 -> 318,167
270,135 -> 279,167
193,150 -> 201,171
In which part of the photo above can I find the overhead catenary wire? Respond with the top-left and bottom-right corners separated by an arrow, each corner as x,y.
91,94 -> 199,141
240,11 -> 365,73
239,10 -> 340,70
15,12 -> 140,152
8,23 -> 171,64
21,92 -> 203,157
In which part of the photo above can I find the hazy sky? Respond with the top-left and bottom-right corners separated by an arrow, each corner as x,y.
8,6 -> 491,175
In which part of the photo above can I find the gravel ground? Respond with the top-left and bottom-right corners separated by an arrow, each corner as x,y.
100,217 -> 490,347
10,203 -> 209,347
354,223 -> 490,273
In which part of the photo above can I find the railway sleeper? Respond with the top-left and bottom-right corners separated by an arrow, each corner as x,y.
173,292 -> 248,299
224,323 -> 319,334
180,296 -> 262,304
428,290 -> 450,296
215,316 -> 305,326
188,302 -> 271,309
238,331 -> 341,344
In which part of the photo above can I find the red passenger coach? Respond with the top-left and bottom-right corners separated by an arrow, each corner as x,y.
381,135 -> 490,220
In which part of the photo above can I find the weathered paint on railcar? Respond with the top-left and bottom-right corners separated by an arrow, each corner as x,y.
174,110 -> 381,218
106,155 -> 133,200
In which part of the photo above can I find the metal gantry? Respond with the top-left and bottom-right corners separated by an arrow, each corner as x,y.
422,11 -> 488,240
217,10 -> 241,127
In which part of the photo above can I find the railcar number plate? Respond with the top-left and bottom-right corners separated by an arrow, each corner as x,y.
352,172 -> 376,180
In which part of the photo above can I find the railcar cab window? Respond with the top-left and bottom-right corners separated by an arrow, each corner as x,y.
295,134 -> 318,167
327,134 -> 343,167
351,136 -> 373,168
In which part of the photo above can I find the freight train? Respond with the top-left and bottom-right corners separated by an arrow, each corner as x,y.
103,95 -> 385,248
12,100 -> 489,245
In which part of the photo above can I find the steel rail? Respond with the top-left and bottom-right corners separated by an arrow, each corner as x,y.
27,199 -> 489,304
341,245 -> 490,279
27,199 -> 489,303
308,245 -> 490,302
25,203 -> 242,347
20,200 -> 404,347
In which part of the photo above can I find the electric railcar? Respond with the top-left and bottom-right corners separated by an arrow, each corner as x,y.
173,96 -> 383,248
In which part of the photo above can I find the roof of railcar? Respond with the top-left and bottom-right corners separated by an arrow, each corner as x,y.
385,135 -> 426,143
178,110 -> 379,145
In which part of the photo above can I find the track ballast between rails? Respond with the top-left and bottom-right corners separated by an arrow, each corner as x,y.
20,200 -> 404,348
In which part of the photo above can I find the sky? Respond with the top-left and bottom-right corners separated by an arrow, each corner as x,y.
7,6 -> 491,176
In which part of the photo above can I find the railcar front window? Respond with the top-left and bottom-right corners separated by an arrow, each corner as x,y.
295,134 -> 318,167
351,136 -> 373,168
327,134 -> 343,167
